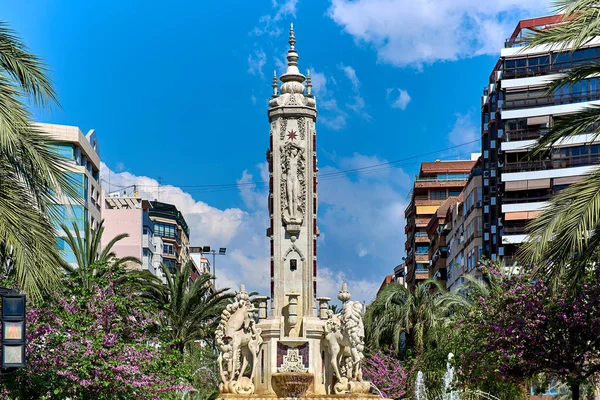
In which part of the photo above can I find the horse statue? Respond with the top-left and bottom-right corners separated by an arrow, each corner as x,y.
323,283 -> 371,394
216,284 -> 263,395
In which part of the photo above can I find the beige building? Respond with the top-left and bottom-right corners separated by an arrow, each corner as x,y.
39,123 -> 101,264
445,159 -> 484,290
404,159 -> 477,289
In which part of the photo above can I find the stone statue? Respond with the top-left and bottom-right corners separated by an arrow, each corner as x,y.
216,285 -> 263,395
322,284 -> 370,394
280,140 -> 305,223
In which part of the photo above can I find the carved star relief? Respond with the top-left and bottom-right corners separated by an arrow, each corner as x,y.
287,130 -> 297,141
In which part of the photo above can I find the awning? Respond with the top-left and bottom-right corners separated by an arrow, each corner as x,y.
527,178 -> 551,190
527,115 -> 550,126
416,205 -> 439,215
505,181 -> 528,191
504,211 -> 542,221
554,176 -> 582,186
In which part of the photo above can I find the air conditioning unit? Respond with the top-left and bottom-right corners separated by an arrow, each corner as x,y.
483,171 -> 490,178
484,223 -> 490,229
476,201 -> 482,208
490,187 -> 497,193
483,196 -> 490,203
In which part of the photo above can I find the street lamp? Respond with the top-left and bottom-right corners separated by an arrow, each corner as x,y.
202,246 -> 227,289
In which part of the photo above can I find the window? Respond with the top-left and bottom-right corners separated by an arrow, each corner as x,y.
65,172 -> 86,199
416,246 -> 428,255
163,244 -> 174,255
430,190 -> 447,200
155,223 -> 177,238
449,190 -> 462,197
51,143 -> 75,160
290,259 -> 297,271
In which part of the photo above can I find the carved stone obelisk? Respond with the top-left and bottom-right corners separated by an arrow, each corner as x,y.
216,25 -> 375,400
266,23 -> 318,322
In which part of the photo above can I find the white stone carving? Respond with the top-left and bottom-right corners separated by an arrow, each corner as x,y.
283,244 -> 305,261
280,140 -> 306,224
216,285 -> 263,395
322,284 -> 371,394
278,349 -> 309,373
279,119 -> 288,141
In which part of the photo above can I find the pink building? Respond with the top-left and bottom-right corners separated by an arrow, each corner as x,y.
102,194 -> 162,276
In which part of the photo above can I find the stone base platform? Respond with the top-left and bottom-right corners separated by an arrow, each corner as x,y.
218,394 -> 384,400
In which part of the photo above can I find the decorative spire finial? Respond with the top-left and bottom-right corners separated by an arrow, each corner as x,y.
289,23 -> 296,50
279,23 -> 305,94
272,70 -> 279,98
338,282 -> 351,303
306,69 -> 313,97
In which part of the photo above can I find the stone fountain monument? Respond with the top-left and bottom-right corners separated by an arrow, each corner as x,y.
216,24 -> 380,400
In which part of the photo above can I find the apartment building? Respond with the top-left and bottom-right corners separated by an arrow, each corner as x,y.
102,195 -> 163,276
404,159 -> 477,289
427,196 -> 460,285
481,15 -> 600,261
41,123 -> 102,264
149,201 -> 191,274
445,160 -> 484,290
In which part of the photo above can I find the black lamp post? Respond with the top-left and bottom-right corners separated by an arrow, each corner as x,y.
202,246 -> 227,290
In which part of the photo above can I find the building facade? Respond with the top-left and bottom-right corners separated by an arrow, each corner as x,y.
102,195 -> 163,275
404,159 -> 476,289
149,201 -> 191,274
481,15 -> 600,261
445,160 -> 484,290
427,196 -> 460,285
42,123 -> 101,264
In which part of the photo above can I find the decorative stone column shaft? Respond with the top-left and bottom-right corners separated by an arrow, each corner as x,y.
316,297 -> 331,319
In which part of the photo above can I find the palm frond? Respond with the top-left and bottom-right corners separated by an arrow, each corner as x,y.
520,166 -> 600,284
526,0 -> 600,51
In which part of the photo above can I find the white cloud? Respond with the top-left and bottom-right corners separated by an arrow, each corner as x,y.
251,95 -> 257,105
310,67 -> 349,130
317,267 -> 380,308
252,0 -> 299,37
328,0 -> 551,67
387,88 -> 411,110
248,49 -> 267,78
447,112 -> 480,154
339,65 -> 371,120
309,70 -> 327,96
340,64 -> 360,90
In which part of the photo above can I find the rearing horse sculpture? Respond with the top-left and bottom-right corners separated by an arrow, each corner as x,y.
323,295 -> 370,394
216,285 -> 263,395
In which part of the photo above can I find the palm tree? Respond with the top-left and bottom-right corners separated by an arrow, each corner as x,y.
364,280 -> 467,357
0,22 -> 78,297
61,220 -> 144,290
156,261 -> 235,353
329,304 -> 340,314
520,0 -> 600,284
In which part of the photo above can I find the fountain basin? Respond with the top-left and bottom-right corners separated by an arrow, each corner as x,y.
272,372 -> 314,398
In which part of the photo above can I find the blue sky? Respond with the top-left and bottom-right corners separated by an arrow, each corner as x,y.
2,0 -> 552,302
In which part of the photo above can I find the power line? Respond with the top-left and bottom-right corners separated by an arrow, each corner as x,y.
130,139 -> 481,192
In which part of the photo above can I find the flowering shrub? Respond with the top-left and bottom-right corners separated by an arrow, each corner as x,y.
362,350 -> 408,399
455,265 -> 600,399
1,265 -> 192,399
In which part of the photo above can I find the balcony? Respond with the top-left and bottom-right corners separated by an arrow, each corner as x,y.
503,128 -> 549,142
415,254 -> 429,263
415,236 -> 430,244
503,153 -> 600,173
142,234 -> 155,253
503,90 -> 600,111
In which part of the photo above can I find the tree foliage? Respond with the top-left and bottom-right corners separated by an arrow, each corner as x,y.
0,21 -> 77,298
455,265 -> 600,400
1,263 -> 191,399
521,0 -> 600,280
